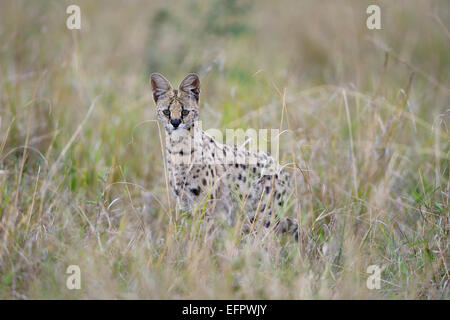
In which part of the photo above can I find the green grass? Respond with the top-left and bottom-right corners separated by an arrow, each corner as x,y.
0,0 -> 449,299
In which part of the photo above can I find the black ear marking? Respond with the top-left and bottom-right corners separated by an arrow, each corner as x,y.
150,73 -> 172,103
179,73 -> 200,103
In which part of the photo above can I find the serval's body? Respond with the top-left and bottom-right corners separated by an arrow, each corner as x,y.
150,73 -> 298,239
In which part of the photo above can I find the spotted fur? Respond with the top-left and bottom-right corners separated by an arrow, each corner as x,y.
150,73 -> 298,239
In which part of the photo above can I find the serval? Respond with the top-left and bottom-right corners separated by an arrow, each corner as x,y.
150,73 -> 298,239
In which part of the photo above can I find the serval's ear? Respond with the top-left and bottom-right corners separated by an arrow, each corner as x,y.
179,73 -> 200,103
150,73 -> 172,104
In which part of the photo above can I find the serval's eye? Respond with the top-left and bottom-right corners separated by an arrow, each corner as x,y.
181,110 -> 190,117
162,109 -> 170,117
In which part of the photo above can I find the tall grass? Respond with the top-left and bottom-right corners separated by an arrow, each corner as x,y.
0,0 -> 448,299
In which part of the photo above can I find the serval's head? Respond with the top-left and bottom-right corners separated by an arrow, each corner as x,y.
150,73 -> 200,132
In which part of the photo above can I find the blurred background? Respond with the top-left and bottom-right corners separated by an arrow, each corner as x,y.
0,0 -> 448,299
1,0 -> 448,155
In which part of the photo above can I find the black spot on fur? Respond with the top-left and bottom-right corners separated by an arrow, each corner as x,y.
190,187 -> 201,196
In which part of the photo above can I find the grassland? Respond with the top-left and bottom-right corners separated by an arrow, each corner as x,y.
0,0 -> 449,299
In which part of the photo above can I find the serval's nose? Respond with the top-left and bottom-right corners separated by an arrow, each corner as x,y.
170,119 -> 181,128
